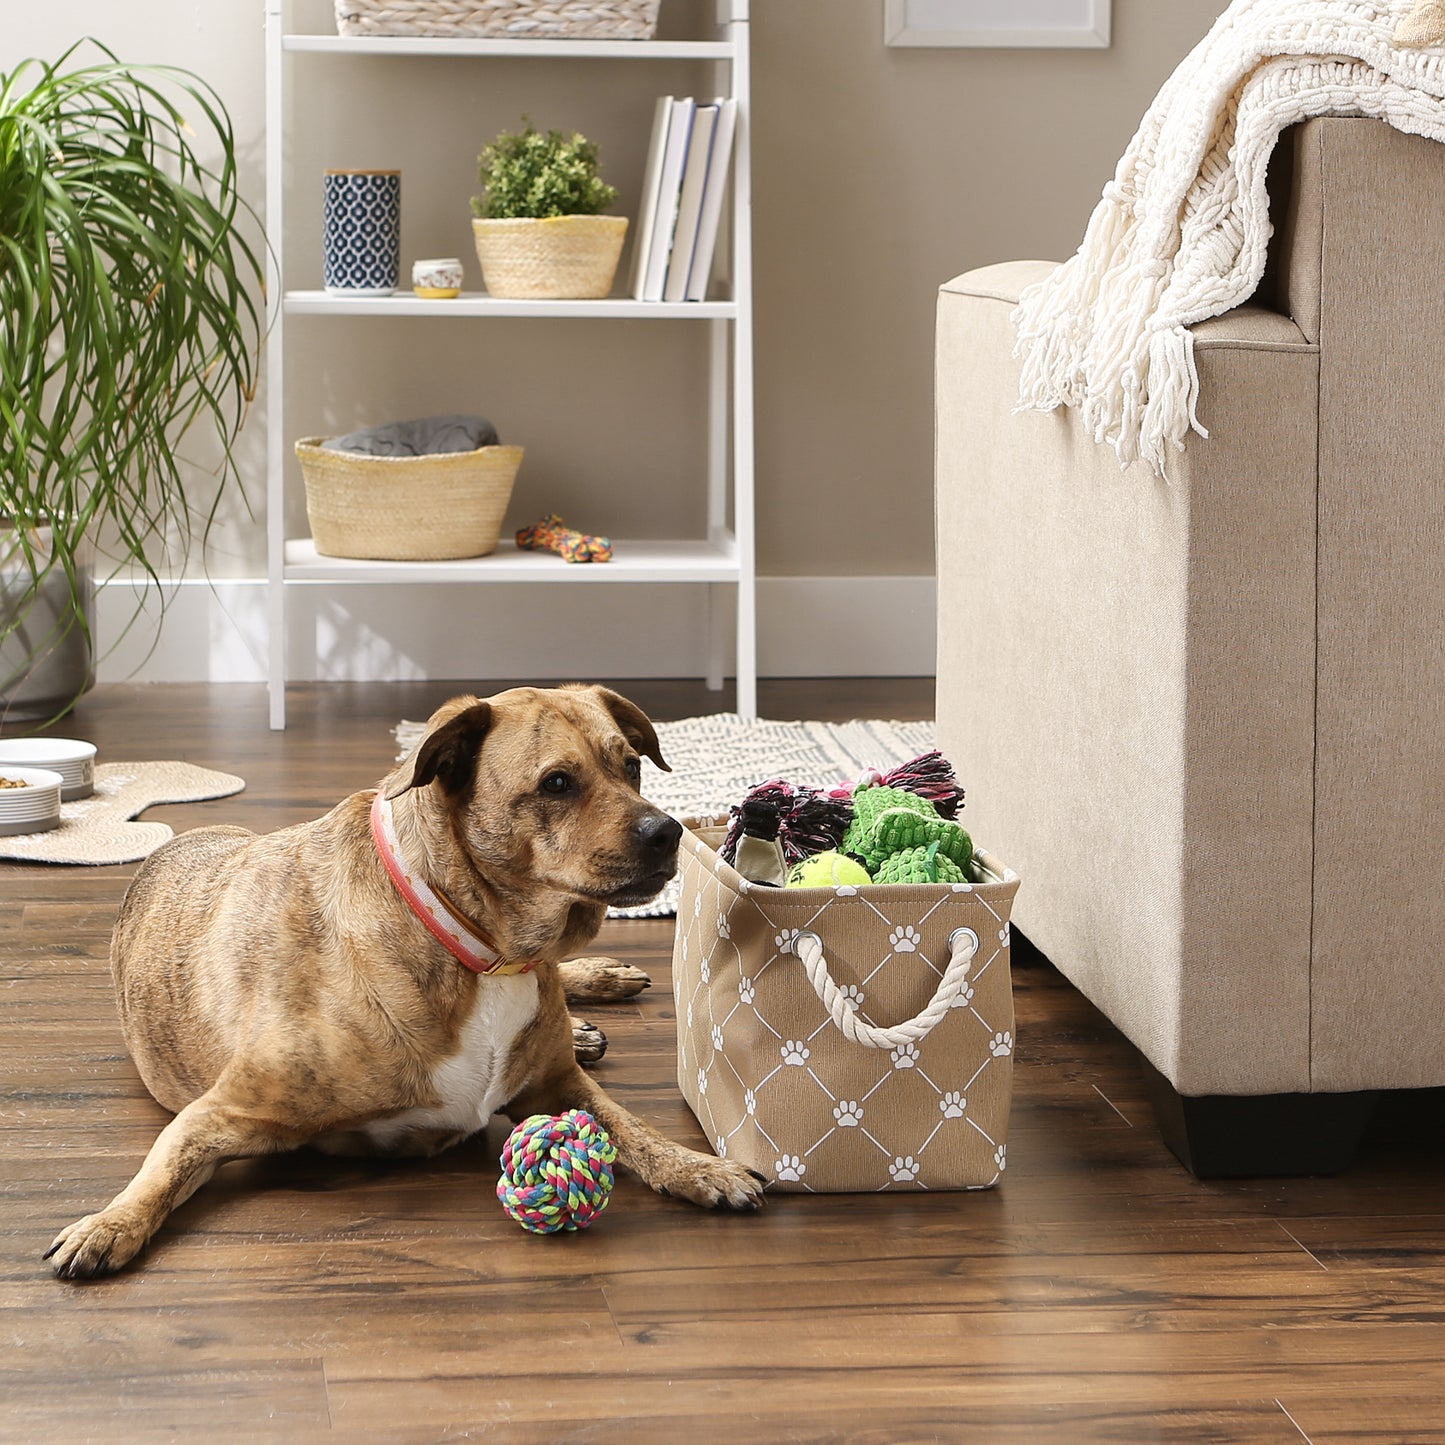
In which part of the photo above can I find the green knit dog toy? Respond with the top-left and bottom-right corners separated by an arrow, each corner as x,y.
841,785 -> 973,882
872,839 -> 966,886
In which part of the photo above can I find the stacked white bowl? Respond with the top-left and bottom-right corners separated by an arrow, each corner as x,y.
0,766 -> 64,836
0,738 -> 96,801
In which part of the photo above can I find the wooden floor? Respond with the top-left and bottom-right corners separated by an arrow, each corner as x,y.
5,679 -> 1445,1442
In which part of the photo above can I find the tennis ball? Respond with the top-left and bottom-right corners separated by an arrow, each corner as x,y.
786,850 -> 872,888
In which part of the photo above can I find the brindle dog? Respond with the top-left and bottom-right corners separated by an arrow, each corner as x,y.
47,685 -> 764,1279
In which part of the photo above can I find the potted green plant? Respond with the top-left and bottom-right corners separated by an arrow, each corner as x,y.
470,118 -> 627,300
0,41 -> 264,726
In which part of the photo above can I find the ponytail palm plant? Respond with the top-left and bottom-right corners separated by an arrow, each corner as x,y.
0,41 -> 264,722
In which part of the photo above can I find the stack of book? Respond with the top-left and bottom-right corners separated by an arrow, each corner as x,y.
629,95 -> 739,303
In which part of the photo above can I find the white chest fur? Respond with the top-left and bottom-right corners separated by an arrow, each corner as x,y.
356,972 -> 541,1151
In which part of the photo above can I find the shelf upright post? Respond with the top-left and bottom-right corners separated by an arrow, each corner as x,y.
704,38 -> 733,696
705,311 -> 728,693
265,0 -> 288,728
727,0 -> 757,720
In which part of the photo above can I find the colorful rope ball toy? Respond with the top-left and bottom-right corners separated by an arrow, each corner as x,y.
497,1110 -> 617,1234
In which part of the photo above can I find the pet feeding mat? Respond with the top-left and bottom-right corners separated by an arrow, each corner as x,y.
0,761 -> 246,866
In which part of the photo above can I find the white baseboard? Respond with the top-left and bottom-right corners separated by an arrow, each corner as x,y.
94,575 -> 937,683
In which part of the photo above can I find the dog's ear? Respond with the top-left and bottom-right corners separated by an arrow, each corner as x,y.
391,701 -> 493,798
590,687 -> 670,774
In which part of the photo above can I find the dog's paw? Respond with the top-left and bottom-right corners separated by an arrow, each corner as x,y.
571,1017 -> 608,1065
44,1209 -> 151,1280
559,956 -> 652,1004
653,1151 -> 766,1212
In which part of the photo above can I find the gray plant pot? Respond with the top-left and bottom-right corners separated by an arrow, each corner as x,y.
1,528 -> 96,727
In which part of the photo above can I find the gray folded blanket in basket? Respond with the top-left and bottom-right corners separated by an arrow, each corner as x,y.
323,414 -> 500,456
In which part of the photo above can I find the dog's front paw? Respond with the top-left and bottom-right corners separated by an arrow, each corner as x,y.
654,1151 -> 767,1212
559,956 -> 652,1004
45,1209 -> 152,1280
571,1017 -> 608,1065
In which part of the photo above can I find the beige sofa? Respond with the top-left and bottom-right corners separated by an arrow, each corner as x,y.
934,118 -> 1445,1177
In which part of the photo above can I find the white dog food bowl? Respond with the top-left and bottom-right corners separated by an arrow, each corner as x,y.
0,737 -> 96,801
0,766 -> 64,836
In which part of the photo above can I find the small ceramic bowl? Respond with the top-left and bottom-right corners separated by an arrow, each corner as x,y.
0,766 -> 64,836
412,256 -> 463,298
0,737 -> 96,801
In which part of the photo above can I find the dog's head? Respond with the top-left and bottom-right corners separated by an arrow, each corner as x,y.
386,685 -> 682,908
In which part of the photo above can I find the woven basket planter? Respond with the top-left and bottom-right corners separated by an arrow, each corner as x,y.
296,439 -> 523,561
334,0 -> 659,39
472,215 -> 628,300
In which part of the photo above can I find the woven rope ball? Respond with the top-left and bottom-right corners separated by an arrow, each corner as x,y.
497,1110 -> 617,1234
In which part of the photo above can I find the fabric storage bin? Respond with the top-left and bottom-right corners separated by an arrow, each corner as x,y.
673,823 -> 1020,1192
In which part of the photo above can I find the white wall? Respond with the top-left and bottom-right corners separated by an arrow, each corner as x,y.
6,0 -> 1227,683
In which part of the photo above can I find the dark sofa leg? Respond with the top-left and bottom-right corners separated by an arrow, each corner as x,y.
1140,1057 -> 1377,1179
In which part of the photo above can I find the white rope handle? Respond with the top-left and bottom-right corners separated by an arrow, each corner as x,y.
792,927 -> 979,1050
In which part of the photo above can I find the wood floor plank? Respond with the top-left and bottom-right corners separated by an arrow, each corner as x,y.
0,1360 -> 332,1437
1280,1392 -> 1445,1443
320,1324 -> 1445,1423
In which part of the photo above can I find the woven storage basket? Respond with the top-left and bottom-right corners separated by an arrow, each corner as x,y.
295,439 -> 523,561
472,216 -> 628,300
335,0 -> 659,39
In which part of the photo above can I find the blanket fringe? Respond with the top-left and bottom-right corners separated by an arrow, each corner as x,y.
1008,0 -> 1445,477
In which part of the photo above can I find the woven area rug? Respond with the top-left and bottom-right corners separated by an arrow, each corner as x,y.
0,762 -> 246,866
394,713 -> 936,917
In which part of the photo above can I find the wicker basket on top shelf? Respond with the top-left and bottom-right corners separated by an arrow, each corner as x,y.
333,0 -> 660,39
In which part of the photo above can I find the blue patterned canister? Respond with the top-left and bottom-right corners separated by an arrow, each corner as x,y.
323,170 -> 401,295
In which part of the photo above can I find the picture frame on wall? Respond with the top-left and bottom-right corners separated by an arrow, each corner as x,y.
884,0 -> 1111,48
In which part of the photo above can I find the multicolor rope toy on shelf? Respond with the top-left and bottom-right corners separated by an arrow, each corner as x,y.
515,512 -> 613,563
496,1109 -> 617,1234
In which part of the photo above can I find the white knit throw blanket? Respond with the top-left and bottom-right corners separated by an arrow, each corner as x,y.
1012,0 -> 1445,476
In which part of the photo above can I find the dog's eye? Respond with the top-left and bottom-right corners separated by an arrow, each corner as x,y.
540,770 -> 573,796
625,757 -> 642,785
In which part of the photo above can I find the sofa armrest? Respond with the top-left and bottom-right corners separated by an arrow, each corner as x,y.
940,260 -> 1057,307
944,259 -> 1312,352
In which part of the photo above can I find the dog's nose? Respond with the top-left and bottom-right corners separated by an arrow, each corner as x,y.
636,811 -> 683,858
